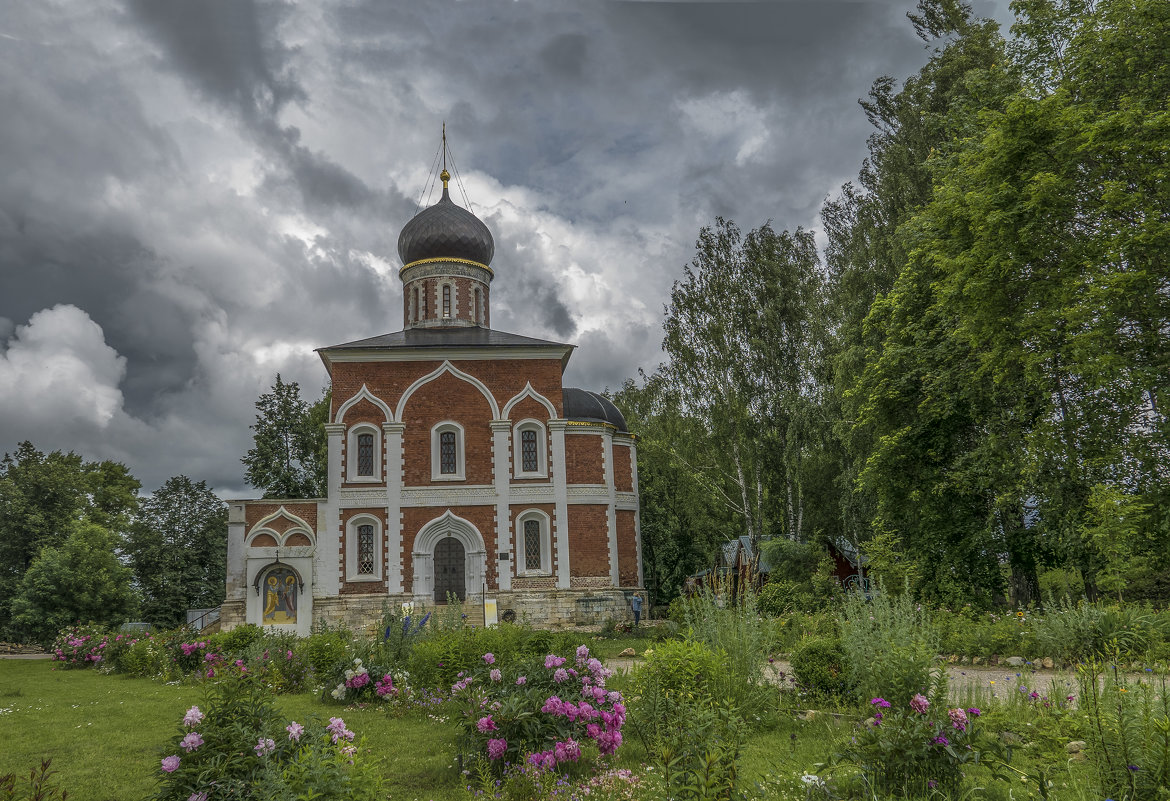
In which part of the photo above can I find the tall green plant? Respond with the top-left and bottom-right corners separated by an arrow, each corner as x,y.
1078,656 -> 1170,800
681,584 -> 772,717
838,590 -> 944,706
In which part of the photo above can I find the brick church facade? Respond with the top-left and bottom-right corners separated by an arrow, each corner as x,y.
221,167 -> 643,633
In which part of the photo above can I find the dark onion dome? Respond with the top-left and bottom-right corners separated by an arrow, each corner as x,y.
562,387 -> 628,432
398,184 -> 495,269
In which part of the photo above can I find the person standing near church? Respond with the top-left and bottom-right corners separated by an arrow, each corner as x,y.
630,594 -> 643,627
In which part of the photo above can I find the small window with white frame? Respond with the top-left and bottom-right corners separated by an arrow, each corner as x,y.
346,424 -> 381,482
515,509 -> 551,575
430,421 -> 465,480
512,419 -> 548,478
442,284 -> 452,318
346,515 -> 382,581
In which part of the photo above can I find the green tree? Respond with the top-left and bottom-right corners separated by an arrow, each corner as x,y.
241,375 -> 329,498
9,522 -> 137,645
123,475 -> 228,627
1082,484 -> 1152,603
0,442 -> 140,635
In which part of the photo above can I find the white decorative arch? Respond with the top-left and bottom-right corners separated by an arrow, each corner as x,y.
395,360 -> 501,421
247,506 -> 315,542
411,510 -> 489,603
335,384 -> 394,425
502,381 -> 557,420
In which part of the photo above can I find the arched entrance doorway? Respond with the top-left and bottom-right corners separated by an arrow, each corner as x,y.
411,510 -> 487,606
433,536 -> 466,603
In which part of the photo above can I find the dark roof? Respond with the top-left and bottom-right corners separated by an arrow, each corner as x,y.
317,327 -> 574,371
398,187 -> 494,267
320,327 -> 571,352
562,387 -> 628,432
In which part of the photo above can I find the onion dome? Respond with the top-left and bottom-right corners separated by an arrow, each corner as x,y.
398,172 -> 495,269
562,388 -> 629,432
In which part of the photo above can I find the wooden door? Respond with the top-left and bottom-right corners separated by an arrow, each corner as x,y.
433,536 -> 466,603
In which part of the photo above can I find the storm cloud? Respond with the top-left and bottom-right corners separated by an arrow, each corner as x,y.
0,0 -> 1013,494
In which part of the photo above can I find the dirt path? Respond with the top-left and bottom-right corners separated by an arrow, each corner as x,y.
606,656 -> 1077,702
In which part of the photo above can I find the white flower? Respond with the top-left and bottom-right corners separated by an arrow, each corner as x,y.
331,684 -> 347,700
801,775 -> 824,787
344,670 -> 354,680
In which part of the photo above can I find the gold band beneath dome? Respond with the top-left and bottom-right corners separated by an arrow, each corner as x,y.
400,257 -> 493,276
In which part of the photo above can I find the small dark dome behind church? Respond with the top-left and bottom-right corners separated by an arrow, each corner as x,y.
398,186 -> 495,268
563,387 -> 629,432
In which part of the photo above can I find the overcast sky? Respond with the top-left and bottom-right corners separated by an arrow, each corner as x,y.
0,0 -> 1012,497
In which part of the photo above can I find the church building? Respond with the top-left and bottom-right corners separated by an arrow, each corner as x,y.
221,164 -> 643,633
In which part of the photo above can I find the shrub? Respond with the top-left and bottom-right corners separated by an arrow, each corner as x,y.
297,627 -> 355,680
208,622 -> 264,654
49,624 -> 110,668
839,590 -> 944,706
679,585 -> 771,716
450,644 -> 626,771
152,669 -> 383,801
1033,600 -> 1164,663
643,701 -> 747,801
790,636 -> 852,699
829,695 -> 1010,796
630,639 -> 721,709
757,581 -> 799,617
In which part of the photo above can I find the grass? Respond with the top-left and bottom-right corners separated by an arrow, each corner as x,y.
0,653 -> 1106,801
0,660 -> 465,801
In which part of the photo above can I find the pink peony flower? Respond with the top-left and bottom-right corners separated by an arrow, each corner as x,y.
948,708 -> 969,731
515,676 -> 527,685
180,732 -> 204,753
544,654 -> 566,669
254,737 -> 276,756
487,737 -> 508,760
576,644 -> 590,662
188,793 -> 208,801
910,694 -> 930,714
183,706 -> 204,727
287,721 -> 304,741
483,652 -> 495,664
326,717 -> 348,743
477,716 -> 498,733
489,668 -> 502,682
161,756 -> 180,773
553,668 -> 569,683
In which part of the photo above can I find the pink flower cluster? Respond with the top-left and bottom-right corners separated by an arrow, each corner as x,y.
254,737 -> 276,757
527,738 -> 583,769
910,693 -> 930,714
179,641 -> 209,657
948,707 -> 968,731
326,716 -> 355,744
375,673 -> 398,698
345,671 -> 370,690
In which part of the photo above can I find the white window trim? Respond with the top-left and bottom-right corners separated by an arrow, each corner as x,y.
346,514 -> 383,582
441,281 -> 455,319
346,423 -> 382,483
430,421 -> 466,481
515,509 -> 552,576
512,419 -> 548,479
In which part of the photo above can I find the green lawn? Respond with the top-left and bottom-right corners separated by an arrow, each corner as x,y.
0,660 -> 466,801
0,658 -> 1102,801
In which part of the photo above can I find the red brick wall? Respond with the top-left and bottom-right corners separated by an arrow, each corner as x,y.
250,532 -> 278,547
567,505 -> 609,577
244,503 -> 317,532
508,503 -> 557,574
285,532 -> 312,547
613,444 -> 633,492
329,359 -> 564,424
616,510 -> 639,587
565,433 -> 605,484
339,507 -> 387,595
401,505 -> 499,591
401,372 -> 494,485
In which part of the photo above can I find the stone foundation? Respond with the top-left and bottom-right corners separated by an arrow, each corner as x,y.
220,588 -> 642,632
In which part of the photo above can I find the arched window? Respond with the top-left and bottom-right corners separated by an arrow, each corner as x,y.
515,510 -> 551,575
413,286 -> 420,323
442,284 -> 452,318
512,420 -> 548,478
356,433 -> 374,476
473,287 -> 481,324
423,282 -> 429,318
346,424 -> 381,482
346,515 -> 382,581
430,422 -> 465,480
357,524 -> 375,574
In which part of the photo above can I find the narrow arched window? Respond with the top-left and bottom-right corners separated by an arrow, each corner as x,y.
357,524 -> 375,574
524,519 -> 541,571
356,433 -> 374,476
521,429 -> 538,472
413,286 -> 420,322
440,431 -> 457,474
443,285 -> 451,318
473,287 -> 481,323
423,283 -> 429,318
